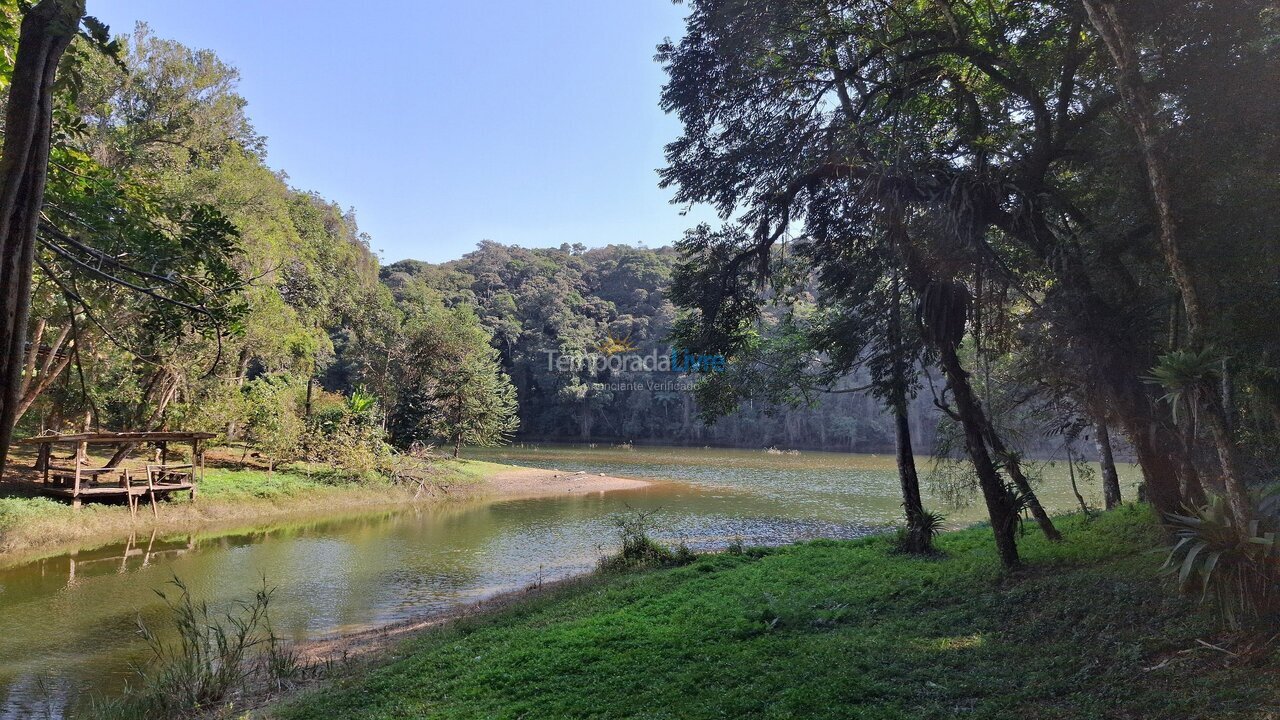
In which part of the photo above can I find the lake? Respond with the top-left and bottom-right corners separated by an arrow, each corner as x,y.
0,445 -> 1138,717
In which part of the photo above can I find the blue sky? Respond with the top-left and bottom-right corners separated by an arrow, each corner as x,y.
86,1 -> 712,264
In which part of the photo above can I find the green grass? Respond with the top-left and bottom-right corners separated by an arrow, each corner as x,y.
439,458 -> 522,482
197,467 -> 382,501
274,506 -> 1278,720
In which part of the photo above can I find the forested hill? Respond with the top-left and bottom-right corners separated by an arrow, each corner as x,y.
378,243 -> 941,452
7,20 -> 929,460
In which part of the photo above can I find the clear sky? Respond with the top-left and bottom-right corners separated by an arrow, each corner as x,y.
85,1 -> 712,264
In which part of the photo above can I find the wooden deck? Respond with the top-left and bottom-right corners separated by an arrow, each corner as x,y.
16,432 -> 213,517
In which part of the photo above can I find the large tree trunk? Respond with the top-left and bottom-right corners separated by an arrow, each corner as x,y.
1113,378 -> 1198,513
1094,420 -> 1123,510
0,0 -> 84,477
1082,0 -> 1203,340
937,344 -> 1020,568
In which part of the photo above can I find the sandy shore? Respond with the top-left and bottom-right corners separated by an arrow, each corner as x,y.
485,465 -> 650,499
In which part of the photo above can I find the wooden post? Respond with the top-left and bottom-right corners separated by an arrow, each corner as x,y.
37,441 -> 49,483
191,437 -> 202,501
72,439 -> 84,506
125,468 -> 136,521
146,464 -> 158,520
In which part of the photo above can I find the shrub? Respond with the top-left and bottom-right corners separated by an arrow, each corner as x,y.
244,375 -> 306,472
1164,487 -> 1280,629
302,389 -> 393,480
598,507 -> 695,572
895,509 -> 946,555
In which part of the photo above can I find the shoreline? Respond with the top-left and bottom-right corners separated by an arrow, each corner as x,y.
215,571 -> 604,718
258,508 -> 1269,720
0,457 -> 651,567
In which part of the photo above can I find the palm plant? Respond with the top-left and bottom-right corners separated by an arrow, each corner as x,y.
1164,486 -> 1280,628
1147,348 -> 1252,529
1145,347 -> 1222,426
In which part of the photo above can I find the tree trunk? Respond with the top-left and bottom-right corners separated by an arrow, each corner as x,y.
1066,445 -> 1090,516
1203,395 -> 1252,526
892,389 -> 929,550
937,344 -> 1020,568
305,373 -> 314,417
14,320 -> 72,423
888,276 -> 930,552
453,434 -> 461,459
1082,0 -> 1203,340
984,425 -> 1062,542
0,0 -> 84,477
1094,420 -> 1122,510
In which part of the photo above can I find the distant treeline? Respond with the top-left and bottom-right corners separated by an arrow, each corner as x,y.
384,243 -> 984,456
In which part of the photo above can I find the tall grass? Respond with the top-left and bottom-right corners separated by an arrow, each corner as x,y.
597,507 -> 694,572
89,577 -> 306,719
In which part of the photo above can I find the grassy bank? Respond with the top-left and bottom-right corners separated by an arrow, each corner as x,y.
273,506 -> 1277,720
0,458 -> 511,561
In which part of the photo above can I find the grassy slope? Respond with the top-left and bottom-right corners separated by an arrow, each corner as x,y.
274,506 -> 1277,720
0,459 -> 502,560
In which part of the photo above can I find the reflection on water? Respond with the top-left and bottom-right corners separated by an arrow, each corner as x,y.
0,445 -> 1138,717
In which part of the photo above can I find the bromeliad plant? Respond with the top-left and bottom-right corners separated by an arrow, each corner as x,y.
1164,486 -> 1280,629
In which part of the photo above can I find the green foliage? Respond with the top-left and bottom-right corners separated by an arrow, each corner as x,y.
895,509 -> 946,555
275,509 -> 1275,720
387,303 -> 518,456
303,389 -> 391,480
243,376 -> 305,469
598,507 -> 696,572
1146,347 -> 1224,425
1164,487 -> 1280,628
346,387 -> 378,416
92,577 -> 281,719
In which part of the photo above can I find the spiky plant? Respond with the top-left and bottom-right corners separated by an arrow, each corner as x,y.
1145,347 -> 1222,426
897,509 -> 946,554
1164,486 -> 1280,628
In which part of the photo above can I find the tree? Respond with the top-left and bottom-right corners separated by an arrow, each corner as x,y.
660,0 -> 1096,566
432,349 -> 519,458
1082,0 -> 1251,528
388,303 -> 519,458
0,0 -> 83,476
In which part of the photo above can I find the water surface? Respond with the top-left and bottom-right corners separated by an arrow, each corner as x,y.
0,445 -> 1137,717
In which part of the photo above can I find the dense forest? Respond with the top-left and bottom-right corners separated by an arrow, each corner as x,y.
383,244 -> 945,452
0,14 -> 947,461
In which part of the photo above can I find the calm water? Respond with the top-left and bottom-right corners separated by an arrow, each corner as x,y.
0,445 -> 1137,717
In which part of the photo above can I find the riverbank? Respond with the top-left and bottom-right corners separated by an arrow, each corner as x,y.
0,453 -> 648,563
265,506 -> 1276,720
